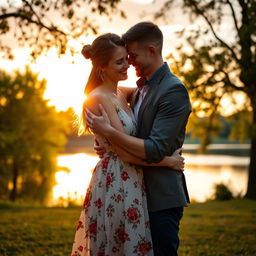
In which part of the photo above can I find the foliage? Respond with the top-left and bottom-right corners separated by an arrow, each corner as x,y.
186,112 -> 223,153
0,200 -> 256,255
161,0 -> 256,199
228,110 -> 252,143
0,0 -> 125,59
213,183 -> 233,201
0,67 -> 72,203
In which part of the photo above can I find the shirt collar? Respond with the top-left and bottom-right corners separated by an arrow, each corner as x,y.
147,62 -> 168,87
136,62 -> 169,90
136,76 -> 147,89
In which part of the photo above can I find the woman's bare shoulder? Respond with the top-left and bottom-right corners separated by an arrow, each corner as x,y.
86,89 -> 120,117
87,88 -> 112,103
85,91 -> 109,115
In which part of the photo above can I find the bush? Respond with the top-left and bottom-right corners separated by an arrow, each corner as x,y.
213,183 -> 233,200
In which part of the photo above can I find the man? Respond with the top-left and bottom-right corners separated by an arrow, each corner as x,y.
86,22 -> 191,256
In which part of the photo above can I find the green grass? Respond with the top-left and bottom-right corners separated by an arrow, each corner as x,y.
179,200 -> 256,256
0,206 -> 78,256
0,200 -> 256,256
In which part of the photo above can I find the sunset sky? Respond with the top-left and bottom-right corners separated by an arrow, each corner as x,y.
0,0 -> 244,116
0,0 -> 249,205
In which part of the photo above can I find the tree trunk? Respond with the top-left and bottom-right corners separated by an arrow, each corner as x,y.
9,161 -> 18,201
245,106 -> 256,199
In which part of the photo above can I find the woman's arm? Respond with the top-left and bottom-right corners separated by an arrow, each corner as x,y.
86,85 -> 191,163
86,105 -> 147,158
85,94 -> 184,170
118,87 -> 136,103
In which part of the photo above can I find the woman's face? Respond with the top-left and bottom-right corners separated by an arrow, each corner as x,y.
103,46 -> 129,83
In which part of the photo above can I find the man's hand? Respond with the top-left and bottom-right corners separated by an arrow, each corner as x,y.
167,148 -> 185,171
94,140 -> 106,158
85,104 -> 111,135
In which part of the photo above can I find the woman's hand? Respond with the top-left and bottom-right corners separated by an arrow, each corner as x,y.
164,148 -> 185,171
85,104 -> 111,135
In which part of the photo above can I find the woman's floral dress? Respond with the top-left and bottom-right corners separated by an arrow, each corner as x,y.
71,106 -> 153,256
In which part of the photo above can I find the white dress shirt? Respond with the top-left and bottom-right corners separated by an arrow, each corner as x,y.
133,85 -> 149,122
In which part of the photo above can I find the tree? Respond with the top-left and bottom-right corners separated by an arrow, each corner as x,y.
0,67 -> 72,202
157,0 -> 256,199
0,0 -> 124,59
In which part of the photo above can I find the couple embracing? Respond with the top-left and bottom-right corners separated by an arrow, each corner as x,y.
71,22 -> 191,256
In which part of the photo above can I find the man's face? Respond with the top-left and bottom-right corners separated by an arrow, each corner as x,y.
127,41 -> 151,78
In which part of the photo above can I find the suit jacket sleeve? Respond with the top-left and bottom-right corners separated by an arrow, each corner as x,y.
144,84 -> 191,163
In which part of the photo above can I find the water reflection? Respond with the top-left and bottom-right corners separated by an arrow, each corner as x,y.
185,154 -> 248,201
185,165 -> 247,202
51,153 -> 248,205
50,153 -> 99,206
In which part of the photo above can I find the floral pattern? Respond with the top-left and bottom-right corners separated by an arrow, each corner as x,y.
71,107 -> 153,256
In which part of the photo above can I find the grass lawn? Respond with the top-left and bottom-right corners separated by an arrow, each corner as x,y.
0,199 -> 255,256
179,200 -> 256,256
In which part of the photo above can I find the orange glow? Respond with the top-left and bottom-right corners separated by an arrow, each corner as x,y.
51,153 -> 99,206
34,47 -> 136,115
220,92 -> 247,116
50,153 -> 248,204
0,0 -> 243,117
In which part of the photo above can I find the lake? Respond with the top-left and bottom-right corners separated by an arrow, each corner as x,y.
50,144 -> 249,206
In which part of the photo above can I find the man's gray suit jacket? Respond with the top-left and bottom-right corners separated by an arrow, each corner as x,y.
131,63 -> 191,212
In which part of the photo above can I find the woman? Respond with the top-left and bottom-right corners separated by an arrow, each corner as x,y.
71,33 -> 184,256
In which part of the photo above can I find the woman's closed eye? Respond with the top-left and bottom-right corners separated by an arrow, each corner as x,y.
116,58 -> 126,65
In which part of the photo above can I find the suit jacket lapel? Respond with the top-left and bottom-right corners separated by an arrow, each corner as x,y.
136,63 -> 169,130
137,85 -> 157,130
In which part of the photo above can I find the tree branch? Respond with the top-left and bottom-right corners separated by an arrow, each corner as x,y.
0,12 -> 66,35
226,0 -> 239,33
189,1 -> 240,64
221,70 -> 245,92
22,0 -> 41,24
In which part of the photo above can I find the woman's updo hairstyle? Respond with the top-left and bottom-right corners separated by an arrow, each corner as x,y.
83,33 -> 125,95
82,44 -> 93,59
78,33 -> 125,136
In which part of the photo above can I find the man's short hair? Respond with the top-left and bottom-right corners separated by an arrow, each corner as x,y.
122,22 -> 163,53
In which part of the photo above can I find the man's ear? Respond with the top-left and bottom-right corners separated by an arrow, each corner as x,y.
148,45 -> 157,56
